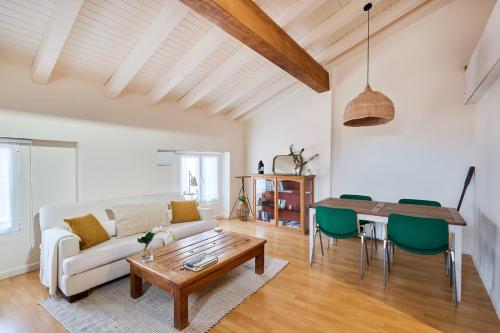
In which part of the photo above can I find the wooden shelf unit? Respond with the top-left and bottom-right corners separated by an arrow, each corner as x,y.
252,174 -> 315,234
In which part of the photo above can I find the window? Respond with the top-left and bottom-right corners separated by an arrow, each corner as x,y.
0,143 -> 22,235
179,154 -> 220,203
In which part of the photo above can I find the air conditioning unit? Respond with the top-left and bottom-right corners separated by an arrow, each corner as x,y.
157,151 -> 177,166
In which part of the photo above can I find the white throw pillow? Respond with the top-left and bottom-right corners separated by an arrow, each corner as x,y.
112,202 -> 169,238
100,219 -> 116,237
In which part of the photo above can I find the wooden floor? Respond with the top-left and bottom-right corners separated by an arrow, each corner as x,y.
0,220 -> 499,332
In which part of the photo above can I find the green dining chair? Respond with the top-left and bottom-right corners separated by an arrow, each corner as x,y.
384,213 -> 457,307
312,206 -> 370,279
340,194 -> 377,258
398,198 -> 442,207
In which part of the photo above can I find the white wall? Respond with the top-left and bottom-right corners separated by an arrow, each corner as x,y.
473,76 -> 500,316
244,86 -> 332,200
0,60 -> 245,278
328,0 -> 494,252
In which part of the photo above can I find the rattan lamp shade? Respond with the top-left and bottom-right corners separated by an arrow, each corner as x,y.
343,84 -> 395,127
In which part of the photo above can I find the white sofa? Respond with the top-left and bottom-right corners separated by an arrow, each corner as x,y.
39,192 -> 218,301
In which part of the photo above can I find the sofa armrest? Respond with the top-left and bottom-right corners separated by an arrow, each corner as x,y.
58,236 -> 80,261
198,207 -> 213,220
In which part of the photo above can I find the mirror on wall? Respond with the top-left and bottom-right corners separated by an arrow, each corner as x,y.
272,155 -> 302,175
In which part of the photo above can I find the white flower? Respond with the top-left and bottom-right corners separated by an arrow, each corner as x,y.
152,227 -> 160,234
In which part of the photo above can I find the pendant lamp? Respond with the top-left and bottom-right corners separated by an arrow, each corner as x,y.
343,3 -> 395,127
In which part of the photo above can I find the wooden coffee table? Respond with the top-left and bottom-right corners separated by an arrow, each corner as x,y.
127,230 -> 266,330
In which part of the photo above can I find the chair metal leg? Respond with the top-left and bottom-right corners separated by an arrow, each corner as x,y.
383,239 -> 388,288
360,234 -> 365,280
364,233 -> 370,266
386,241 -> 391,272
370,224 -> 374,261
319,230 -> 324,256
451,250 -> 458,307
373,223 -> 378,251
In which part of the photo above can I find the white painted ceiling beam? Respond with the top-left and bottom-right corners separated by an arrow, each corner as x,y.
205,63 -> 276,117
227,76 -> 295,120
147,26 -> 227,105
318,0 -> 427,63
276,0 -> 327,27
104,0 -> 189,98
32,0 -> 84,84
177,47 -> 254,109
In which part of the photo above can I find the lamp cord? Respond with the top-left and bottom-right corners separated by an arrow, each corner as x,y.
367,7 -> 370,86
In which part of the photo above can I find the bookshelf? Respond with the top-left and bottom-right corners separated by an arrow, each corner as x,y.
252,174 -> 315,234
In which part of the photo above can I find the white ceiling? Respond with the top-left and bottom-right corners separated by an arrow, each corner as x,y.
0,0 -> 423,121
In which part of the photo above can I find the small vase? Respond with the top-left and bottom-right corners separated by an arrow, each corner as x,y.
142,247 -> 154,262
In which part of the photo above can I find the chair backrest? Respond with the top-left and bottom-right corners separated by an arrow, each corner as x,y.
340,194 -> 373,201
316,206 -> 358,236
398,198 -> 441,207
388,214 -> 448,250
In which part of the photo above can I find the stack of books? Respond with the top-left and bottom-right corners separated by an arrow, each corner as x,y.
183,253 -> 218,272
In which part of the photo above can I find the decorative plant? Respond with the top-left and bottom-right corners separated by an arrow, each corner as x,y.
137,226 -> 173,252
239,194 -> 247,202
288,144 -> 319,174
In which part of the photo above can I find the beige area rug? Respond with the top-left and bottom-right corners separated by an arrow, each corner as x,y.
40,257 -> 287,333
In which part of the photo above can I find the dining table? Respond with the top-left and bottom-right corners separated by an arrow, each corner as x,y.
308,198 -> 467,303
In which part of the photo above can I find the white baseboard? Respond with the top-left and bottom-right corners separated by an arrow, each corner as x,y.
0,262 -> 39,280
471,254 -> 500,319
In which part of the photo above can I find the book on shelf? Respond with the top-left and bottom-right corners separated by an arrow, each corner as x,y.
183,253 -> 218,272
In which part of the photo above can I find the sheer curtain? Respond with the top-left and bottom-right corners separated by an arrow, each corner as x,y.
0,143 -> 21,234
179,154 -> 220,203
201,156 -> 218,203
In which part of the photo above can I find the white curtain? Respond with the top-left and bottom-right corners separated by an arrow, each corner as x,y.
179,154 -> 220,203
0,143 -> 21,234
201,156 -> 218,203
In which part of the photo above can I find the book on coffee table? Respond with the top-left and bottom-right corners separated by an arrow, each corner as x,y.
183,253 -> 218,272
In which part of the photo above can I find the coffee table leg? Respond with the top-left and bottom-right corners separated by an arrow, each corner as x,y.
130,270 -> 143,298
174,287 -> 189,330
255,246 -> 265,274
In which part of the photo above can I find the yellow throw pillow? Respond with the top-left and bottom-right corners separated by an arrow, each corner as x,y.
64,214 -> 110,250
171,200 -> 201,223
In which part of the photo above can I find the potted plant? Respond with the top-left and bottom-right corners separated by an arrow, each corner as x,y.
237,195 -> 250,221
137,226 -> 173,262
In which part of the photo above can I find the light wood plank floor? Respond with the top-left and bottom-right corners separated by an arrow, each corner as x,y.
0,220 -> 498,332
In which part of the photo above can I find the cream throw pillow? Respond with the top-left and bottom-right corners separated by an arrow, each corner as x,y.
112,202 -> 169,238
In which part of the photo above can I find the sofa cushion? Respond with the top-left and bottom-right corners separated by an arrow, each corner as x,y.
159,219 -> 219,244
113,202 -> 169,238
62,233 -> 163,276
64,214 -> 110,250
171,200 -> 200,223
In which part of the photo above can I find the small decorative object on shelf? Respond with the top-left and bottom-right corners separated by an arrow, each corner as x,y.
137,226 -> 173,262
288,144 -> 319,176
237,195 -> 250,221
258,160 -> 264,174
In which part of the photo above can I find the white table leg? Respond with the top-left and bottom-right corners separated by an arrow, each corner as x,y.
450,225 -> 462,302
309,208 -> 316,265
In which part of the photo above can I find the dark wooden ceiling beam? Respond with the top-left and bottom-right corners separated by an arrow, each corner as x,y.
180,0 -> 330,93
